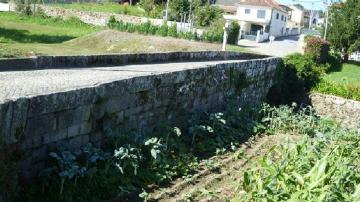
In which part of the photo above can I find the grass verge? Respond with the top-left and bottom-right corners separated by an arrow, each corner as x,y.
48,3 -> 146,16
312,63 -> 360,101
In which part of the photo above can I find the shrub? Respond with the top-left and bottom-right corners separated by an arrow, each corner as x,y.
227,21 -> 240,45
312,79 -> 360,101
268,53 -> 329,105
285,53 -> 328,90
139,0 -> 156,16
168,23 -> 178,37
194,4 -> 222,27
15,0 -> 32,16
156,22 -> 168,37
304,36 -> 330,63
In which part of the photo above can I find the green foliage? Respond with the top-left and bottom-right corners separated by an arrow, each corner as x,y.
241,104 -> 360,201
194,4 -> 222,27
227,21 -> 240,45
20,101 -> 263,201
155,22 -> 169,37
0,12 -> 98,44
51,3 -> 146,17
285,53 -> 328,90
169,0 -> 190,20
139,0 -> 156,16
312,79 -> 360,101
168,23 -> 178,37
15,0 -> 33,16
268,53 -> 331,105
108,17 -> 224,43
197,19 -> 224,43
304,36 -> 330,63
327,0 -> 360,61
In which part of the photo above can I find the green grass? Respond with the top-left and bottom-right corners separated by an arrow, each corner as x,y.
0,12 -> 248,58
0,12 -> 99,44
323,63 -> 360,87
312,63 -> 360,101
49,3 -> 146,16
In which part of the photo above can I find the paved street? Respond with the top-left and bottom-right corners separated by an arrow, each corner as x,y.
0,60 -> 246,102
237,35 -> 303,57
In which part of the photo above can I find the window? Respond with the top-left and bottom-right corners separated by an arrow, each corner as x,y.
276,13 -> 279,19
257,10 -> 266,18
245,9 -> 251,14
281,15 -> 284,21
284,17 -> 286,21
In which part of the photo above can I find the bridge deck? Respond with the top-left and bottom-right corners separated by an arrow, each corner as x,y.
0,60 -> 245,102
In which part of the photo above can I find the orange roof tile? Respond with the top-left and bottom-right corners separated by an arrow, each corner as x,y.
239,0 -> 286,12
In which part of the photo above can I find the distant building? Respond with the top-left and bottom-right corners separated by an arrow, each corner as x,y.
215,0 -> 238,14
222,0 -> 288,43
288,4 -> 306,27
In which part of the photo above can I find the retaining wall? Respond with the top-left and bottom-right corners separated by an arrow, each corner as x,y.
310,93 -> 360,127
0,53 -> 279,178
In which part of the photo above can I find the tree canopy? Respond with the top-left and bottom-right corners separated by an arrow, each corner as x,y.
327,0 -> 360,61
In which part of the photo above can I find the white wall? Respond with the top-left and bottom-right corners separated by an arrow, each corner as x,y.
236,5 -> 272,24
289,6 -> 304,26
0,2 -> 10,12
269,9 -> 287,37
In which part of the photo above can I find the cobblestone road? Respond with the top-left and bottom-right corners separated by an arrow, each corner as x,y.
0,60 -> 244,102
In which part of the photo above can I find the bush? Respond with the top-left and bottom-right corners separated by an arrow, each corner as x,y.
227,21 -> 240,45
139,0 -> 156,16
168,23 -> 178,37
268,53 -> 329,105
194,4 -> 222,27
15,0 -> 32,16
156,22 -> 168,37
304,36 -> 330,63
313,79 -> 360,101
107,17 -> 224,43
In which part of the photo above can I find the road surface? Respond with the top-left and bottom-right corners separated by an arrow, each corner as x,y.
237,35 -> 302,57
0,60 -> 246,102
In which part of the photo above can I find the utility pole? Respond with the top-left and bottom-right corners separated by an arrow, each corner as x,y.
323,0 -> 332,40
165,0 -> 170,21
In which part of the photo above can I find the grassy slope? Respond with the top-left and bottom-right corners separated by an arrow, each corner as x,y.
0,12 -> 247,58
49,3 -> 146,16
323,63 -> 360,87
313,63 -> 360,101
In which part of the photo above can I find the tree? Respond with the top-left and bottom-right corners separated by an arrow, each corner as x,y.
327,0 -> 360,61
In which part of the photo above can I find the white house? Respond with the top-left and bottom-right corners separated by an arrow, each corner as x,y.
224,0 -> 288,43
0,2 -> 10,12
288,4 -> 306,27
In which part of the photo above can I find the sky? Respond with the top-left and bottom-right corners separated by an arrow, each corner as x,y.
277,0 -> 326,10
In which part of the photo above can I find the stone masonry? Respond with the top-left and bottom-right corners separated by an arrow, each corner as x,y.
0,52 -> 280,178
310,93 -> 360,128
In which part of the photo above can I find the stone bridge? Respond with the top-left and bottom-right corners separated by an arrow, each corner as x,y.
0,51 -> 280,177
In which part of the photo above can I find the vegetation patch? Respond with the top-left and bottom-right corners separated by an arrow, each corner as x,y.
50,3 -> 146,17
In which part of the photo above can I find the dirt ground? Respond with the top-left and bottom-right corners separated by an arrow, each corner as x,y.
146,133 -> 302,202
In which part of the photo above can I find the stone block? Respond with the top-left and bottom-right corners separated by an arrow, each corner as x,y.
24,113 -> 57,137
0,101 -> 13,143
67,121 -> 93,138
42,128 -> 68,145
57,105 -> 92,130
28,88 -> 96,117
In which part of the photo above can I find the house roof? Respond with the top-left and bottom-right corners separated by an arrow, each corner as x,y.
238,0 -> 286,12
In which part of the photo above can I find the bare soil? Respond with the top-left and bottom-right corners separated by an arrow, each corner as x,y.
147,133 -> 302,202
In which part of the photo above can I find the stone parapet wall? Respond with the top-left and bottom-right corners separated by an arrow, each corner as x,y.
40,6 -> 163,26
0,51 -> 268,71
0,56 -> 279,178
310,93 -> 360,127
